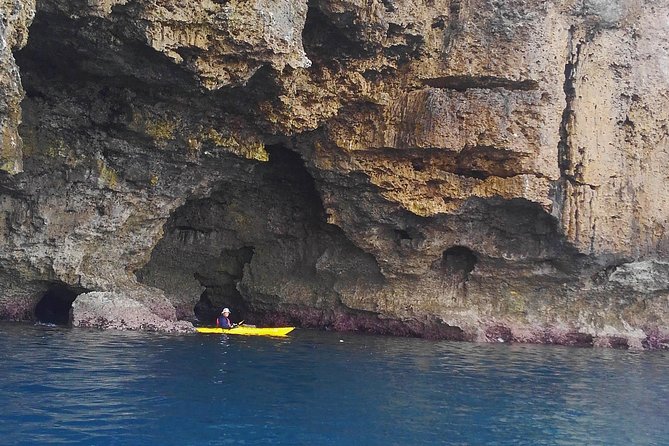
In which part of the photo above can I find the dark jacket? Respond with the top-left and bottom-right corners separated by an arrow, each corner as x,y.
217,315 -> 233,328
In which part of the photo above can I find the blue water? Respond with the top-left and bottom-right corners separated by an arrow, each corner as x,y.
0,323 -> 667,445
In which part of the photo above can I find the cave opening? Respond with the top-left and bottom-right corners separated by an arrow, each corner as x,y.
441,246 -> 478,280
137,142 -> 343,324
14,10 -> 199,95
192,246 -> 255,325
302,2 -> 367,64
34,284 -> 83,325
193,291 -> 215,325
264,144 -> 329,224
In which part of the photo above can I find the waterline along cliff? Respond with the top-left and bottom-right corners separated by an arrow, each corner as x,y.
0,0 -> 667,348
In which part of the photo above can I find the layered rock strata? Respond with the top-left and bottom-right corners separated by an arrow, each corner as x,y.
0,0 -> 667,348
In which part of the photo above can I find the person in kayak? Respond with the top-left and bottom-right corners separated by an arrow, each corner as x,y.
216,308 -> 234,328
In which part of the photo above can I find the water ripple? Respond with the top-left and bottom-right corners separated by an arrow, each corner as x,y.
0,323 -> 667,445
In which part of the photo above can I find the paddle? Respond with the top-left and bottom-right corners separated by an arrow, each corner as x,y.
232,320 -> 257,328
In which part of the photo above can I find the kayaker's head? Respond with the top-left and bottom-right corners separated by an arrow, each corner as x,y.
222,308 -> 230,316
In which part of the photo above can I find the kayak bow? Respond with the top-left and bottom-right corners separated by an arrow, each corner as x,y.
196,326 -> 295,337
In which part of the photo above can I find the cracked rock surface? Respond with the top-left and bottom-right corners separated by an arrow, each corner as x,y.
0,0 -> 668,347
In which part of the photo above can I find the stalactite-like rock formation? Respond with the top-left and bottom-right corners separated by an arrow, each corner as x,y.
0,0 -> 668,347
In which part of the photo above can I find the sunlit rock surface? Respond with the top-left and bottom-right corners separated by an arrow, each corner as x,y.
0,0 -> 668,347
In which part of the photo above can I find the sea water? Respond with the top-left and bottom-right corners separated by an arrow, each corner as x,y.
0,323 -> 667,445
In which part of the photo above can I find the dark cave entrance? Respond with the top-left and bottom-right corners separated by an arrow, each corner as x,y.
441,246 -> 478,281
264,144 -> 328,218
302,2 -> 366,64
34,284 -> 83,325
137,142 -> 337,325
193,246 -> 255,325
187,145 -> 328,324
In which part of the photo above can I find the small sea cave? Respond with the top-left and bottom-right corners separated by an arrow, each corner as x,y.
193,288 -> 248,327
441,246 -> 478,281
137,143 -> 332,323
192,246 -> 255,325
34,284 -> 83,325
137,141 -> 386,328
193,291 -> 217,325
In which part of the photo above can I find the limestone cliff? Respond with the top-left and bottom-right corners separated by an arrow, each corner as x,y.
0,0 -> 668,348
0,0 -> 33,173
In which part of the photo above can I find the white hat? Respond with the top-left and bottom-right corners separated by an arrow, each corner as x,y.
222,308 -> 230,314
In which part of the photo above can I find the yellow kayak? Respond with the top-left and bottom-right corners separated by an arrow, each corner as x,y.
196,326 -> 295,337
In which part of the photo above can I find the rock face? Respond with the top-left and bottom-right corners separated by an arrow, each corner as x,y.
0,0 -> 33,173
72,291 -> 193,333
0,0 -> 668,347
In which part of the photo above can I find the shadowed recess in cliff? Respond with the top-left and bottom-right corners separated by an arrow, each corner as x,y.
350,145 -> 533,183
394,227 -> 427,250
454,145 -> 532,179
137,143 -> 384,325
14,7 -> 289,152
421,75 -> 539,91
14,11 -> 200,95
451,197 -> 586,274
441,246 -> 477,281
193,246 -> 255,324
302,0 -> 373,64
34,283 -> 86,325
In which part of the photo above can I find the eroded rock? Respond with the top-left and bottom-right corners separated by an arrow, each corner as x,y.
72,291 -> 194,333
0,0 -> 34,173
0,0 -> 667,345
